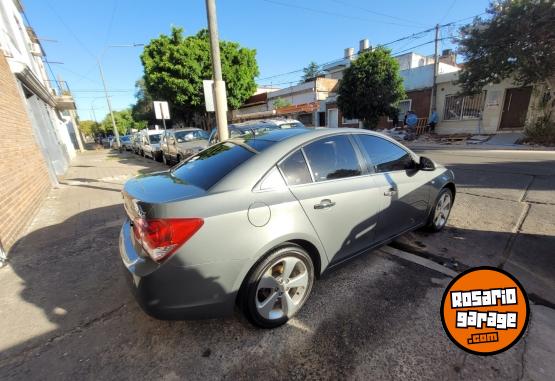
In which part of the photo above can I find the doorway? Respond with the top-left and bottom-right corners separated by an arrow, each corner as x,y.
499,87 -> 532,130
328,108 -> 338,128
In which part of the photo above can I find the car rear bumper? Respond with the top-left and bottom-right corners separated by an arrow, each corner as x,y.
119,220 -> 240,320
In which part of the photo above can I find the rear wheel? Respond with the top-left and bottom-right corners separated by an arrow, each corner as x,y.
425,188 -> 453,232
241,244 -> 314,328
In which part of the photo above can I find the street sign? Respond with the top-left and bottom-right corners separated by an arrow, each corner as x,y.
203,79 -> 227,112
153,101 -> 170,120
203,80 -> 215,112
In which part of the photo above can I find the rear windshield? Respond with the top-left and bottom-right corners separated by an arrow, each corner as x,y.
171,139 -> 275,190
149,134 -> 161,143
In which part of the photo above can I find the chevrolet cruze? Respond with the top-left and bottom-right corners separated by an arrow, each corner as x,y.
119,128 -> 455,328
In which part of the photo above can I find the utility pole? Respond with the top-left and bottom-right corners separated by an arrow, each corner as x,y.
98,58 -> 120,147
205,0 -> 228,141
429,23 -> 440,118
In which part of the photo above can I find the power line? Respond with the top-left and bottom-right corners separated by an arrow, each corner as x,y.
441,0 -> 458,23
44,0 -> 96,60
103,0 -> 119,48
256,11 -> 486,85
329,0 -> 428,27
261,0 -> 420,28
257,27 -> 435,82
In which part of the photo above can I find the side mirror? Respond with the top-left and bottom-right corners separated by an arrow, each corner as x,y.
419,156 -> 435,171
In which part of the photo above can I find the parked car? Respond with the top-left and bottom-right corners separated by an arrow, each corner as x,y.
120,135 -> 132,151
101,136 -> 112,148
161,128 -> 210,165
140,130 -> 163,161
120,128 -> 455,328
131,132 -> 142,154
207,119 -> 304,146
269,118 -> 305,129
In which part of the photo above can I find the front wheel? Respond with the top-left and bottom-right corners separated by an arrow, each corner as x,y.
241,244 -> 314,328
425,188 -> 453,232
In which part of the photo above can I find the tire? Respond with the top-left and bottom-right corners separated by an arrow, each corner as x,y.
162,154 -> 168,166
425,187 -> 453,232
176,155 -> 182,163
241,244 -> 314,329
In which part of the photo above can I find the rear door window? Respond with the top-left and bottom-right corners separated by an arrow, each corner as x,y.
302,135 -> 362,182
355,135 -> 414,172
278,150 -> 312,186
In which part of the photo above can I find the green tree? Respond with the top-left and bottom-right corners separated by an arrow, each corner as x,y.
101,109 -> 146,136
79,120 -> 103,136
457,0 -> 555,95
301,61 -> 323,83
131,78 -> 156,126
273,97 -> 291,109
140,27 -> 259,127
337,47 -> 405,128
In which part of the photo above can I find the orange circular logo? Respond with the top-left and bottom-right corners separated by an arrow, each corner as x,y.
441,267 -> 529,355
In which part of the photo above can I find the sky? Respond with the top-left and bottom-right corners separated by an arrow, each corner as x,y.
23,0 -> 491,122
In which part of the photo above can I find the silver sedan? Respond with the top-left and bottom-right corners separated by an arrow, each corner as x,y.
119,128 -> 455,328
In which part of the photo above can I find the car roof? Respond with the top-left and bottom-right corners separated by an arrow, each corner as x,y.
233,127 -> 310,142
210,128 -> 419,193
166,128 -> 201,133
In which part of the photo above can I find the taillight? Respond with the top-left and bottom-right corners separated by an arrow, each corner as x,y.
132,218 -> 204,262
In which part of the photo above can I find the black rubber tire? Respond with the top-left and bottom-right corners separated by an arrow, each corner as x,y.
424,187 -> 453,232
176,155 -> 182,163
241,244 -> 314,329
162,154 -> 168,165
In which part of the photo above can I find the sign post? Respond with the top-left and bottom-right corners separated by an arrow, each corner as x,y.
153,101 -> 170,132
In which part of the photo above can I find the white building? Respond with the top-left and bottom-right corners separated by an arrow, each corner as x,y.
0,0 -> 80,181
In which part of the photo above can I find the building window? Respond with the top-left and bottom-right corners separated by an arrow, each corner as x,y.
443,92 -> 486,121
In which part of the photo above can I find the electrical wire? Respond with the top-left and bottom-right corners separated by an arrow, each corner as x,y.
261,0 -> 420,28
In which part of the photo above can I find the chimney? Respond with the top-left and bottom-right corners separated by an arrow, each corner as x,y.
344,47 -> 354,59
439,49 -> 457,66
359,39 -> 370,52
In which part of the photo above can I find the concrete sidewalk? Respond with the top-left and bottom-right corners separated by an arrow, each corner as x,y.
0,150 -> 165,360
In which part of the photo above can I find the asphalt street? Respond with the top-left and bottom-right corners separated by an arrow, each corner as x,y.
0,148 -> 554,380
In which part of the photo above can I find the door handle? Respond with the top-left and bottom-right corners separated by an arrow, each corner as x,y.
314,199 -> 336,209
384,187 -> 397,196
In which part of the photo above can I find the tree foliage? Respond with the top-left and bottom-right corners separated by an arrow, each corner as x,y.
131,78 -> 156,126
140,27 -> 259,124
457,0 -> 555,94
301,61 -> 323,83
273,97 -> 292,109
79,120 -> 102,136
337,47 -> 405,128
101,109 -> 146,136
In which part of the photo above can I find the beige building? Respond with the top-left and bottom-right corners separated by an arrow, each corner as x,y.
435,71 -> 545,135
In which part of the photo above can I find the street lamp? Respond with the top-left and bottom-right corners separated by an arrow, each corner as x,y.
97,43 -> 144,147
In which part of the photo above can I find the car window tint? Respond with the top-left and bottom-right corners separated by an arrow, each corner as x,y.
303,135 -> 362,181
279,150 -> 312,186
172,142 -> 255,190
356,135 -> 414,173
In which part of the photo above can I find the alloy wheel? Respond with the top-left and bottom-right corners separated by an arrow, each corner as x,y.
433,192 -> 452,229
255,256 -> 310,321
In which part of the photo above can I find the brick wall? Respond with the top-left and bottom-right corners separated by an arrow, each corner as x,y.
0,54 -> 51,252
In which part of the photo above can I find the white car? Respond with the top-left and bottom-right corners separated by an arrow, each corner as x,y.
139,130 -> 163,161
